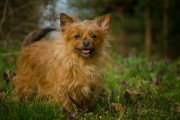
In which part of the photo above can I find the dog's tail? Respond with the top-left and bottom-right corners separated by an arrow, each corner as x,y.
23,28 -> 56,47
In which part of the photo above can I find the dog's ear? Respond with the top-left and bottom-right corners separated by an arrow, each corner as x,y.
96,14 -> 111,32
60,13 -> 75,31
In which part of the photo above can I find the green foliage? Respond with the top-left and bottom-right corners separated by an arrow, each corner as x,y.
0,46 -> 179,119
0,0 -> 55,42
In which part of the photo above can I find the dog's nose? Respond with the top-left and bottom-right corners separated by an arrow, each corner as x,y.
83,41 -> 90,47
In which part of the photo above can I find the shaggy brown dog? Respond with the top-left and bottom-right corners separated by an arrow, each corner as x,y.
14,13 -> 111,111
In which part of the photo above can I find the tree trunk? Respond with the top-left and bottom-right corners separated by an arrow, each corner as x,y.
144,1 -> 152,58
163,0 -> 169,57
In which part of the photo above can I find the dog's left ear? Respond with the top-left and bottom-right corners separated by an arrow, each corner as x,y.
60,13 -> 75,31
96,14 -> 111,32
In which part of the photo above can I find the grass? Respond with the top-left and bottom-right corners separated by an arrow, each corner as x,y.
0,44 -> 180,120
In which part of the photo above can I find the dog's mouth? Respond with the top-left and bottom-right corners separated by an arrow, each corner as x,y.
77,48 -> 93,57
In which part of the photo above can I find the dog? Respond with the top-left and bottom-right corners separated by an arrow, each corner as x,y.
14,13 -> 111,111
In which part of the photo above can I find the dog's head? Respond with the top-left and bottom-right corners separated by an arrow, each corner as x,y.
60,13 -> 111,57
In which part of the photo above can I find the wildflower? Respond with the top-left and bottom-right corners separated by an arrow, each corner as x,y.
60,107 -> 68,114
149,61 -> 156,67
147,91 -> 153,97
121,81 -> 127,86
163,58 -> 170,64
111,90 -> 116,95
123,91 -> 130,99
69,113 -> 76,119
148,77 -> 153,83
60,107 -> 76,120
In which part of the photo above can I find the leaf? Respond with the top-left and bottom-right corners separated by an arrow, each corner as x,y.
171,103 -> 180,113
111,103 -> 123,113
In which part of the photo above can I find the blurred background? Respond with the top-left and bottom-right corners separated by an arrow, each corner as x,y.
0,0 -> 179,59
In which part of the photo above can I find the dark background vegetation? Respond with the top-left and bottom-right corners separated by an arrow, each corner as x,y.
0,0 -> 179,59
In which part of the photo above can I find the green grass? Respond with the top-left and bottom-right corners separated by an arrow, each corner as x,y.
0,45 -> 180,120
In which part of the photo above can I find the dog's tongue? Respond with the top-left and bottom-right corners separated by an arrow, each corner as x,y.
82,49 -> 91,54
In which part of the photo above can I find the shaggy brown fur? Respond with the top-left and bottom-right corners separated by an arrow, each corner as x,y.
23,28 -> 58,47
14,13 -> 111,111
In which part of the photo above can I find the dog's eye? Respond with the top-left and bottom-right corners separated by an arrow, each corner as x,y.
74,34 -> 81,39
90,34 -> 97,39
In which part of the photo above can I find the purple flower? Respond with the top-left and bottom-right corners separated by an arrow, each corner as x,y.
60,107 -> 68,114
123,91 -> 130,99
163,58 -> 170,64
147,91 -> 153,97
60,107 -> 76,120
69,113 -> 76,119
111,90 -> 116,95
149,61 -> 156,67
148,77 -> 153,83
121,81 -> 127,86
66,113 -> 76,120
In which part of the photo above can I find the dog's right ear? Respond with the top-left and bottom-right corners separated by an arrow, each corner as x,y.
60,13 -> 75,32
96,14 -> 111,33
